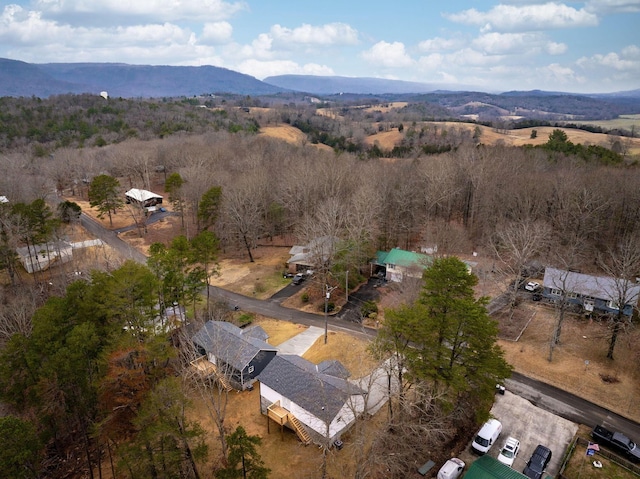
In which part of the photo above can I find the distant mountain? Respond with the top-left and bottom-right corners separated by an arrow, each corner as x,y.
0,58 -> 285,98
263,74 -> 479,95
0,58 -> 85,97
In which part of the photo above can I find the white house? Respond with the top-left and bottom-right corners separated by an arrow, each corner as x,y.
16,241 -> 73,273
125,188 -> 163,210
258,354 -> 366,445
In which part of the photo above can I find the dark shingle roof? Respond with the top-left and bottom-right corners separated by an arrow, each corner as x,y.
257,355 -> 364,423
192,321 -> 277,371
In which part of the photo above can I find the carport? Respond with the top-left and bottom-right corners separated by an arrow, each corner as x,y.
464,456 -> 528,478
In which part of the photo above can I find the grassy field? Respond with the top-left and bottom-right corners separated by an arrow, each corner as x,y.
567,115 -> 640,131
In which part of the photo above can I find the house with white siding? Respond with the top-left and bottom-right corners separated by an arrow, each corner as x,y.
258,354 -> 366,446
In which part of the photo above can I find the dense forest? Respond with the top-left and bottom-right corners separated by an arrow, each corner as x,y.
1,94 -> 640,478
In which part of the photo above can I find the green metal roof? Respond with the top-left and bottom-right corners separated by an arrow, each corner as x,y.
382,247 -> 431,269
464,456 -> 528,479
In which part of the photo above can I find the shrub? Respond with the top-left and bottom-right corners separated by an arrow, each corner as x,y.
361,300 -> 378,318
301,292 -> 309,303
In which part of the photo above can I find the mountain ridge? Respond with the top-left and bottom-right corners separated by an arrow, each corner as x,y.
1,58 -> 639,100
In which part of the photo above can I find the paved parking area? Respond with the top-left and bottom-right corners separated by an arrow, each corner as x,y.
481,390 -> 578,476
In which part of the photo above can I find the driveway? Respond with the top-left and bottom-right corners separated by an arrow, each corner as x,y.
486,391 -> 578,477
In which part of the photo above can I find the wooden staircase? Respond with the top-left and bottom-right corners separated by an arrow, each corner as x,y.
215,369 -> 233,392
287,414 -> 311,445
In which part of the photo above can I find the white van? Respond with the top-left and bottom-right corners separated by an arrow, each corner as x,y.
471,418 -> 502,454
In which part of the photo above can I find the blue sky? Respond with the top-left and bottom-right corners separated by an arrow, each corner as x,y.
1,0 -> 639,93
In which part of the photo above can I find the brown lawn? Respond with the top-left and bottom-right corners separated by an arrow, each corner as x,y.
260,125 -> 307,144
257,119 -> 640,158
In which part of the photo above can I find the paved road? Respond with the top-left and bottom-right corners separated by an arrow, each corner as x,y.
79,215 -> 640,441
507,372 -> 640,440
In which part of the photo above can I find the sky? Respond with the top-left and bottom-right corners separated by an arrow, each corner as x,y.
1,0 -> 639,93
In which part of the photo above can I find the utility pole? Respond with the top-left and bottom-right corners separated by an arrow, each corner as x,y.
345,269 -> 349,303
324,284 -> 330,344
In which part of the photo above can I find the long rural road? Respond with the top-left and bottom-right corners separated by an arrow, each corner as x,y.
82,213 -> 640,441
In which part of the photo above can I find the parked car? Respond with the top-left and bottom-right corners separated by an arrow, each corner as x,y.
437,458 -> 465,479
471,418 -> 502,454
497,437 -> 520,467
525,281 -> 541,292
523,444 -> 552,479
591,424 -> 640,462
292,273 -> 305,285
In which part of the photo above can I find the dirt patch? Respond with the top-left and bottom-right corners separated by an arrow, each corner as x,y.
209,247 -> 291,299
494,303 -> 536,341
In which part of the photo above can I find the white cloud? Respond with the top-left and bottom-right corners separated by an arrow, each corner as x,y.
471,32 -> 567,56
445,3 -> 598,32
538,63 -> 587,86
270,22 -> 358,47
33,0 -> 246,22
201,21 -> 233,44
361,41 -> 414,68
235,59 -> 334,79
585,0 -> 640,14
577,51 -> 640,70
417,36 -> 463,52
621,44 -> 640,58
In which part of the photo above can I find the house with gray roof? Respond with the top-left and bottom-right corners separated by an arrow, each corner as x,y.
258,354 -> 366,445
192,321 -> 277,391
542,267 -> 640,317
287,235 -> 339,273
16,241 -> 73,274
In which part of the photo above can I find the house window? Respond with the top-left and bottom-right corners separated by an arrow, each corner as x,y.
551,289 -> 561,296
247,365 -> 255,374
387,263 -> 396,269
567,292 -> 578,299
608,300 -> 619,310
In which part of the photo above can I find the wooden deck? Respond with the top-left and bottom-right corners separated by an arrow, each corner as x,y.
190,357 -> 233,391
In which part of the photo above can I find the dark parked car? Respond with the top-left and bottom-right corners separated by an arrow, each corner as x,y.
591,425 -> 640,462
292,273 -> 305,285
523,445 -> 552,479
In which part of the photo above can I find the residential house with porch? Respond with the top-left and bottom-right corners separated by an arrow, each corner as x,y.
192,321 -> 277,391
542,267 -> 640,317
258,354 -> 366,446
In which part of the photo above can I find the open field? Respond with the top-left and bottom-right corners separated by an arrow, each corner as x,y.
261,121 -> 640,156
568,114 -> 640,131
